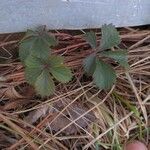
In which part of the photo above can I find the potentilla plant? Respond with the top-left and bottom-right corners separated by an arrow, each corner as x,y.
83,24 -> 129,89
19,27 -> 72,97
19,24 -> 129,96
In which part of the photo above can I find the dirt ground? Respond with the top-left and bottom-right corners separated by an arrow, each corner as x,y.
0,26 -> 150,149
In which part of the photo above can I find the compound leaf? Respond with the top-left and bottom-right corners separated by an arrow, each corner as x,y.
25,67 -> 42,85
23,29 -> 38,39
19,28 -> 58,62
100,24 -> 121,50
84,31 -> 97,49
30,37 -> 50,59
19,37 -> 37,63
35,71 -> 55,97
42,32 -> 58,47
49,55 -> 64,67
25,55 -> 44,68
24,55 -> 47,85
51,66 -> 72,83
83,54 -> 96,75
101,50 -> 129,69
93,59 -> 116,89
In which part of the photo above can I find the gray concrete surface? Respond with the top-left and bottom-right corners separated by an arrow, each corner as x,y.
0,0 -> 150,33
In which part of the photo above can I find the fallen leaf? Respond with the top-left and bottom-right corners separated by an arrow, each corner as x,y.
25,98 -> 96,134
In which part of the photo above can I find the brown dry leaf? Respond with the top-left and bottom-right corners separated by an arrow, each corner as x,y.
3,99 -> 32,110
0,85 -> 34,100
48,113 -> 78,134
15,84 -> 35,98
0,130 -> 17,149
25,105 -> 50,124
25,98 -> 96,134
51,99 -> 96,133
0,86 -> 25,99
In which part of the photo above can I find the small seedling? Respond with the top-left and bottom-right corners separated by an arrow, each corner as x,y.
83,24 -> 129,90
19,27 -> 72,97
19,24 -> 129,96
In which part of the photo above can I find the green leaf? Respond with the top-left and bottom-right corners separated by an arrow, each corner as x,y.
24,28 -> 57,47
19,28 -> 58,62
25,67 -> 42,85
23,29 -> 38,39
24,55 -> 44,85
49,55 -> 64,67
83,54 -> 96,75
31,37 -> 50,59
84,31 -> 97,49
25,55 -> 44,68
48,55 -> 72,83
101,50 -> 129,68
51,66 -> 72,83
19,35 -> 50,62
93,59 -> 116,89
19,37 -> 37,63
35,71 -> 55,96
100,24 -> 121,50
42,32 -> 58,47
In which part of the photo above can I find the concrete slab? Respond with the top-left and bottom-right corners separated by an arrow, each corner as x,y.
0,0 -> 150,33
